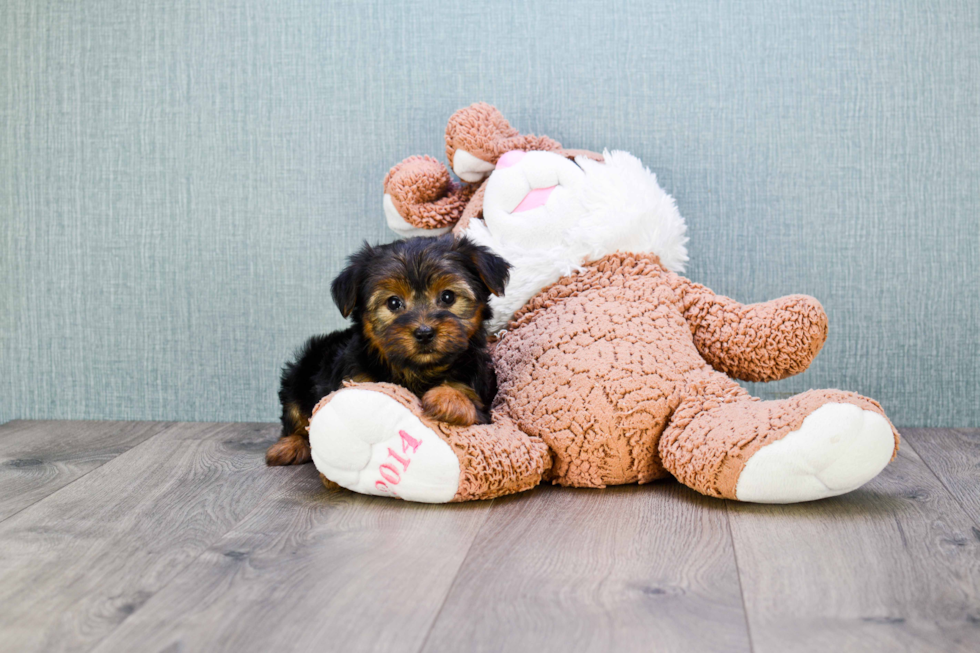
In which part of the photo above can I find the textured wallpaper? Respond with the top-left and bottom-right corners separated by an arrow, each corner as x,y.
1,0 -> 978,426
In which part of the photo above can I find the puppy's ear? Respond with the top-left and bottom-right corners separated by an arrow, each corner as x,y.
330,244 -> 373,318
453,236 -> 510,297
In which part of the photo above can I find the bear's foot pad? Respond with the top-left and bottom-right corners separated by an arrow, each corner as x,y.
735,403 -> 895,503
309,389 -> 460,503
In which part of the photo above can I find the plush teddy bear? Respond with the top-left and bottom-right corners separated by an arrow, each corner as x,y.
307,103 -> 899,504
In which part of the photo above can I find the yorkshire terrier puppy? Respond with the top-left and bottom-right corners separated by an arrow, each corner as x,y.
266,234 -> 511,466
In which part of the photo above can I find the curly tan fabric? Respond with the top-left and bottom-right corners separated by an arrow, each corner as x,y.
668,275 -> 829,382
497,252 -> 899,497
493,253 -> 898,495
444,102 -> 562,168
383,155 -> 476,229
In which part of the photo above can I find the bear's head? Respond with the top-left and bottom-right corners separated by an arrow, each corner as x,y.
383,103 -> 689,331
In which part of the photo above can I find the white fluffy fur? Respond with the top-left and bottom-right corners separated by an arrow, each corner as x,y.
464,150 -> 689,332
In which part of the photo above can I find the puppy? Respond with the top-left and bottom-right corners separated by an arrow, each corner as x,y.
266,234 -> 510,466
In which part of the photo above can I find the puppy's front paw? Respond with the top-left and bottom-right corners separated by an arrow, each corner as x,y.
265,434 -> 312,466
422,385 -> 478,427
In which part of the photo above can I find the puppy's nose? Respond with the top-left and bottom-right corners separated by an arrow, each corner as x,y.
413,325 -> 435,344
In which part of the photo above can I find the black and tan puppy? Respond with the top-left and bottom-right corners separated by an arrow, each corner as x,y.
266,234 -> 510,466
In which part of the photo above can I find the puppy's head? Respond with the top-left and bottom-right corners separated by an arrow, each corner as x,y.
331,235 -> 510,369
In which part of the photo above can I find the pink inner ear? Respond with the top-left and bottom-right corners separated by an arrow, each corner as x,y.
496,150 -> 526,169
513,186 -> 556,213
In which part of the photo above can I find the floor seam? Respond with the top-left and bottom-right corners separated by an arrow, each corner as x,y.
413,497 -> 496,653
80,424 -> 290,653
902,429 -> 980,528
85,530 -> 229,653
725,501 -> 756,653
0,421 -> 176,527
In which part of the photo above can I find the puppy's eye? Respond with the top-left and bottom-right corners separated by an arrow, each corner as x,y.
386,296 -> 403,312
439,290 -> 456,306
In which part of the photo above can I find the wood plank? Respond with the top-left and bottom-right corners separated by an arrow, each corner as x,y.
421,483 -> 751,653
727,440 -> 980,653
0,421 -> 288,653
903,428 -> 980,525
90,476 -> 493,653
0,420 -> 171,521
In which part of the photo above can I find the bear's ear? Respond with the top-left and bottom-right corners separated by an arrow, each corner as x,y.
445,103 -> 518,176
330,244 -> 374,318
452,235 -> 510,297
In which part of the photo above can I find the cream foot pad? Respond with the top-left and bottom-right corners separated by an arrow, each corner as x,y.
735,403 -> 895,504
309,389 -> 460,503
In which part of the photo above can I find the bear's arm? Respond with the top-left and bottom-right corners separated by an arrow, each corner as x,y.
667,272 -> 829,382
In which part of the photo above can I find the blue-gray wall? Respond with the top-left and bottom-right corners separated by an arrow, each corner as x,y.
2,0 -> 978,426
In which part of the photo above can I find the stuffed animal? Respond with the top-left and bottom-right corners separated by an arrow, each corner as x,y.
307,103 -> 899,504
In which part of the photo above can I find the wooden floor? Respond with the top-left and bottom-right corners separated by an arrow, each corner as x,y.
0,422 -> 978,653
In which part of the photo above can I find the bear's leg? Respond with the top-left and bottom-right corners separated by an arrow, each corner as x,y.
660,380 -> 899,503
308,382 -> 551,503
